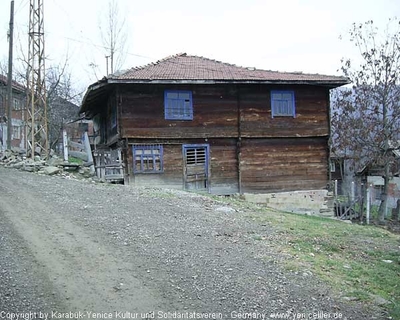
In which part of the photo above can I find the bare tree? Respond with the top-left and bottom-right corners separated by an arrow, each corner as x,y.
331,19 -> 400,223
46,63 -> 84,150
99,0 -> 128,75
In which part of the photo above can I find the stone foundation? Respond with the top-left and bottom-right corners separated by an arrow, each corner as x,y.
244,190 -> 334,217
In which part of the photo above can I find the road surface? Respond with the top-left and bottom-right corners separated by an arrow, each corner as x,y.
0,167 -> 376,319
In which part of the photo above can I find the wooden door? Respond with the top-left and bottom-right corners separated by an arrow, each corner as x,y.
183,144 -> 209,191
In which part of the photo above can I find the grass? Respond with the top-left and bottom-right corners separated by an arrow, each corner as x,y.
121,188 -> 399,315
231,200 -> 400,318
68,156 -> 83,164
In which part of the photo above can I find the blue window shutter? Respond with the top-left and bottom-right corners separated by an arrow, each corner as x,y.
271,91 -> 295,117
165,90 -> 193,120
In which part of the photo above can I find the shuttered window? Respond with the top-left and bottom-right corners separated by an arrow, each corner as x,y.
132,144 -> 163,173
164,90 -> 193,120
271,91 -> 295,117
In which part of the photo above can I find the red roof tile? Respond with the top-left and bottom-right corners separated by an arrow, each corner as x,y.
110,53 -> 348,84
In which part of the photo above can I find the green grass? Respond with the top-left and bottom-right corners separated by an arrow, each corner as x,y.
242,206 -> 400,318
68,156 -> 83,164
140,188 -> 177,199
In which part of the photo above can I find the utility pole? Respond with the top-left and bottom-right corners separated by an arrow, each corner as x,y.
26,0 -> 48,158
105,55 -> 110,76
110,48 -> 114,74
6,0 -> 14,150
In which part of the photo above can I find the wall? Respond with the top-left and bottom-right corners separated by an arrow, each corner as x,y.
240,137 -> 329,193
126,138 -> 239,194
116,83 -> 331,193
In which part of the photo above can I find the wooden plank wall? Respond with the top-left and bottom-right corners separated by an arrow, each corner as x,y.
119,85 -> 238,139
117,83 -> 331,193
126,138 -> 239,194
240,137 -> 329,193
209,139 -> 239,194
239,85 -> 329,137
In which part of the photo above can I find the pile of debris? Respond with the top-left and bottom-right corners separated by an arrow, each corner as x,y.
0,147 -> 96,180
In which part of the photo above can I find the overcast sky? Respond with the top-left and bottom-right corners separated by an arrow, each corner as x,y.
0,0 -> 399,92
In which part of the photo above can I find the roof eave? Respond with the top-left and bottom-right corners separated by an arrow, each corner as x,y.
79,80 -> 109,114
108,78 -> 349,87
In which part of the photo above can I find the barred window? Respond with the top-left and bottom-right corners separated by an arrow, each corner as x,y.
132,144 -> 163,173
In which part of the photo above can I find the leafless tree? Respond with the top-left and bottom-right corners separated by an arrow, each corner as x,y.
98,0 -> 128,75
46,62 -> 84,150
331,19 -> 400,223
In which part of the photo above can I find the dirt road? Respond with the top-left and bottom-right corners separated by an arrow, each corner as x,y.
0,167 -> 374,319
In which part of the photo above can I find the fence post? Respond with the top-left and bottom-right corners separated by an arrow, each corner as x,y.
366,187 -> 371,225
63,129 -> 68,162
351,181 -> 355,202
83,132 -> 95,174
334,180 -> 338,197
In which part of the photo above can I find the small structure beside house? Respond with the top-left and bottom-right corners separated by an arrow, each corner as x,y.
356,146 -> 400,209
79,53 -> 348,195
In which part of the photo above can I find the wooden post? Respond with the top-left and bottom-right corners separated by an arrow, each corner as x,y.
63,129 -> 68,162
359,183 -> 365,221
366,187 -> 370,225
83,131 -> 94,174
351,181 -> 355,202
334,180 -> 338,198
392,199 -> 400,221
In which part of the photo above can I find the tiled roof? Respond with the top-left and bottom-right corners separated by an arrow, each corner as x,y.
110,53 -> 348,84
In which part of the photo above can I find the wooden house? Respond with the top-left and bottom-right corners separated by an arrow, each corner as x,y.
79,54 -> 348,194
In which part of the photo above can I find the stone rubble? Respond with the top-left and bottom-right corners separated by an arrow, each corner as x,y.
0,147 -> 96,181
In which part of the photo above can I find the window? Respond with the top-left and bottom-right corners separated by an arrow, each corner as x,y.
330,161 -> 336,173
271,91 -> 295,117
13,98 -> 21,110
164,90 -> 193,120
132,144 -> 163,173
12,126 -> 20,139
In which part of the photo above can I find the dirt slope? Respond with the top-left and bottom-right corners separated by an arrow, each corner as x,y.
0,167 -> 376,319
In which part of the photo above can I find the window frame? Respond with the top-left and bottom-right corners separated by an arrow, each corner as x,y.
13,98 -> 21,111
164,90 -> 193,120
330,161 -> 336,173
12,125 -> 21,139
132,144 -> 164,174
271,90 -> 296,118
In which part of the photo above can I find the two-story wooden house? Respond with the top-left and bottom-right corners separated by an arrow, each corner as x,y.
79,54 -> 348,194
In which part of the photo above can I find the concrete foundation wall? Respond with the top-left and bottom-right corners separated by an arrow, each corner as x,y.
244,190 -> 333,217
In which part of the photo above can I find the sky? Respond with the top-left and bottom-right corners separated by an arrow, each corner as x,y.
0,0 -> 399,95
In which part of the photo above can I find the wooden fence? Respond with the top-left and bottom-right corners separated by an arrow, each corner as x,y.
93,149 -> 124,182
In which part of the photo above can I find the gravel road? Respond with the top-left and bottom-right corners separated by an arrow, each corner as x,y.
0,167 -> 379,319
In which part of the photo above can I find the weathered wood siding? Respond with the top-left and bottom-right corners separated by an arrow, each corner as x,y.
119,85 -> 238,139
240,85 -> 329,138
118,84 -> 330,140
209,139 -> 239,194
127,143 -> 183,189
115,83 -> 331,193
126,138 -> 239,194
240,138 -> 329,193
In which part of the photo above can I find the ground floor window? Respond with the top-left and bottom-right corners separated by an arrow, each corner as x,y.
132,144 -> 163,173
